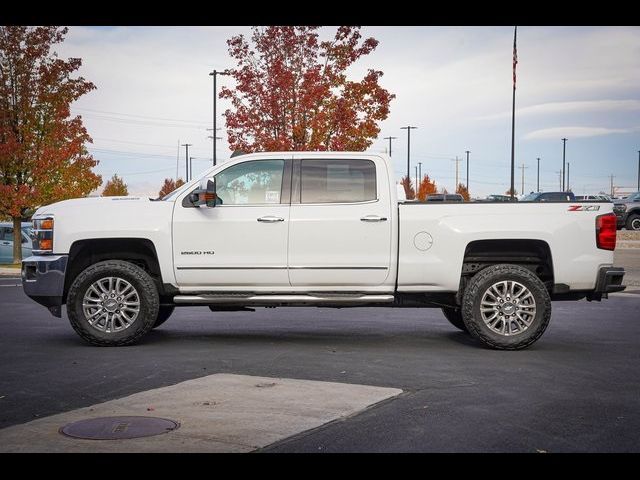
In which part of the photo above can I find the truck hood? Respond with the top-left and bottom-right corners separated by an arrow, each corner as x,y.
34,196 -> 156,217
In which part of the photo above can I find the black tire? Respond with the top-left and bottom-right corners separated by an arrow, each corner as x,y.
626,214 -> 640,231
441,307 -> 468,333
153,306 -> 175,329
461,264 -> 551,350
67,260 -> 159,346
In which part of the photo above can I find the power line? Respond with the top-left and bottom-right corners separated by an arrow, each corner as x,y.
77,113 -> 209,129
72,107 -> 210,125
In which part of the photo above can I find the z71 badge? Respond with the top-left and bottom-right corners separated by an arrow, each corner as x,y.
568,205 -> 600,211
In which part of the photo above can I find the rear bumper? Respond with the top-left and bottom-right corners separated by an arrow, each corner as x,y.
587,266 -> 625,300
21,255 -> 68,317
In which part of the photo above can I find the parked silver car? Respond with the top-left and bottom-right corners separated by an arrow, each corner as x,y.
0,222 -> 33,264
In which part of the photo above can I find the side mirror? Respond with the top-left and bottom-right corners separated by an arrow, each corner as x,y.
189,178 -> 218,207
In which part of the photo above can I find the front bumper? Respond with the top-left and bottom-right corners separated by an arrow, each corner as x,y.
588,266 -> 625,300
21,255 -> 68,317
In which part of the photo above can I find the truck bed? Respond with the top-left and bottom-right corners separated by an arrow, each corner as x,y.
397,202 -> 615,292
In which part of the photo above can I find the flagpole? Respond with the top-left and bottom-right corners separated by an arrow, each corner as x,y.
510,26 -> 517,199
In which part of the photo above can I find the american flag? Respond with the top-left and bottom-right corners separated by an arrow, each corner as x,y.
513,26 -> 518,88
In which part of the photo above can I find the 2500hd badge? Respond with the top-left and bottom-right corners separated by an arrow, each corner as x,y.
180,251 -> 215,255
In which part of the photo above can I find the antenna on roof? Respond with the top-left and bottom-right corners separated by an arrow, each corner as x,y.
230,150 -> 246,158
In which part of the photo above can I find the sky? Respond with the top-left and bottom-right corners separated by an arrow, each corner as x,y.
55,26 -> 640,198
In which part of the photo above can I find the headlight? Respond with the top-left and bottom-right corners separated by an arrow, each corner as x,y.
32,216 -> 54,254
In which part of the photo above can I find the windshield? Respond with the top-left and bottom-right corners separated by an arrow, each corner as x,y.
627,192 -> 640,202
521,193 -> 540,202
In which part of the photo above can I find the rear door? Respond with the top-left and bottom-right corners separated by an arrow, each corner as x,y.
287,156 -> 392,286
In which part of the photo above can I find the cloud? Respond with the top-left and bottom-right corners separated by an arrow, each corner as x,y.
523,126 -> 639,140
478,99 -> 640,121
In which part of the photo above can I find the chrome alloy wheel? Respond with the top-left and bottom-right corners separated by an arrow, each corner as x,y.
479,280 -> 536,336
632,218 -> 640,231
82,277 -> 141,333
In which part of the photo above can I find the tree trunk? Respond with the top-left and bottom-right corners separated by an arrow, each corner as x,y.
12,216 -> 22,265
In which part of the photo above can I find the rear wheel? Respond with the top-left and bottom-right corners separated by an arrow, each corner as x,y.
461,264 -> 551,350
626,214 -> 640,231
67,260 -> 159,346
441,307 -> 468,333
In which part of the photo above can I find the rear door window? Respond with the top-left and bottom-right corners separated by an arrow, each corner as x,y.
300,159 -> 376,204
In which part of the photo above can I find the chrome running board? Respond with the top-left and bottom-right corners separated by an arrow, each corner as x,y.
173,294 -> 394,306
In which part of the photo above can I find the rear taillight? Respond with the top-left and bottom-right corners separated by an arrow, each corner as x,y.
596,213 -> 617,250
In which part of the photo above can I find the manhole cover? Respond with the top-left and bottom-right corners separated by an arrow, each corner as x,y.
59,416 -> 180,440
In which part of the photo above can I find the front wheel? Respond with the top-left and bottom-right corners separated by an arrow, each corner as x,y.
66,260 -> 159,346
461,264 -> 551,350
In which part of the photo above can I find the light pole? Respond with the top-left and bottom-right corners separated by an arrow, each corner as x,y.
418,162 -> 422,183
400,126 -> 417,181
561,138 -> 568,191
181,143 -> 192,181
509,26 -> 518,199
637,150 -> 639,191
190,157 -> 196,182
465,150 -> 470,190
209,69 -> 231,166
567,162 -> 570,192
384,136 -> 397,157
536,157 -> 540,192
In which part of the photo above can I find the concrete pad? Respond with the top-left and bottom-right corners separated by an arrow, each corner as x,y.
0,373 -> 402,452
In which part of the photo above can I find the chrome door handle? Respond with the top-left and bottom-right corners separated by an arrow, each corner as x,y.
360,215 -> 387,222
257,216 -> 285,223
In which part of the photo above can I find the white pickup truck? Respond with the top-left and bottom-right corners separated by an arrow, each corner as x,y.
22,152 -> 625,350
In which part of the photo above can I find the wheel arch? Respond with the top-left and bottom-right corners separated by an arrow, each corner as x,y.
64,238 -> 166,303
460,239 -> 554,298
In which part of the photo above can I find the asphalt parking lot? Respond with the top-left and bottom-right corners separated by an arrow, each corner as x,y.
1,273 -> 639,452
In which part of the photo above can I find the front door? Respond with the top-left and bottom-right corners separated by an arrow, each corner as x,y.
172,158 -> 291,287
287,156 -> 393,287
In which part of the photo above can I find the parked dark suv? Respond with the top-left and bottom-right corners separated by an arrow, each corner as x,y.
613,191 -> 640,230
521,191 -> 576,202
425,193 -> 464,202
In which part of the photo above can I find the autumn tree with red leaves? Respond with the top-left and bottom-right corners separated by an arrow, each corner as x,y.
0,26 -> 101,263
220,26 -> 395,152
400,176 -> 415,200
102,174 -> 128,196
416,174 -> 437,202
158,177 -> 185,198
456,183 -> 470,201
